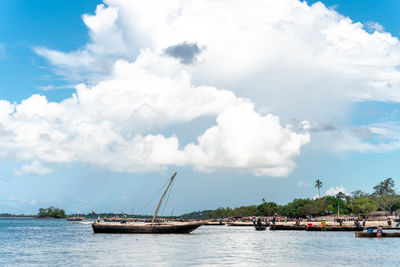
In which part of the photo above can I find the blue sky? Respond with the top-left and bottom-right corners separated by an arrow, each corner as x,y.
1,0 -> 400,215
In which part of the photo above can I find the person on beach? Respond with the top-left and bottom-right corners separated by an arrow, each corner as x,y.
387,218 -> 392,226
272,213 -> 277,229
362,220 -> 366,227
376,226 -> 383,238
339,218 -> 343,227
295,217 -> 300,227
321,219 -> 326,231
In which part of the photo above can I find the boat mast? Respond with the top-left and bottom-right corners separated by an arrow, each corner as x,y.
151,172 -> 177,224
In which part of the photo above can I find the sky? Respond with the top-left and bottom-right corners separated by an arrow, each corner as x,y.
1,0 -> 400,215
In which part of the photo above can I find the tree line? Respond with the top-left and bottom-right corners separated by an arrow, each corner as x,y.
207,178 -> 400,218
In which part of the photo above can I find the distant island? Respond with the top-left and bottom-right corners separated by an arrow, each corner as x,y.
37,207 -> 66,218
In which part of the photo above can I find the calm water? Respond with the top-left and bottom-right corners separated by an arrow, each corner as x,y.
0,219 -> 398,266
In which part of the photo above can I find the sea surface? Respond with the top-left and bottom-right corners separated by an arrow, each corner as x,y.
0,218 -> 399,266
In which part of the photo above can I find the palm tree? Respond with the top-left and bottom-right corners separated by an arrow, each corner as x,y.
315,179 -> 323,198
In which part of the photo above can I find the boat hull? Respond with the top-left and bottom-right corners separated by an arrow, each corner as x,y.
306,226 -> 363,231
254,224 -> 267,231
269,224 -> 306,230
92,222 -> 203,234
356,232 -> 400,238
227,222 -> 254,226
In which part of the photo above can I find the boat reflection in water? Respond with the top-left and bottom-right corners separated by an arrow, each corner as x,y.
92,172 -> 203,234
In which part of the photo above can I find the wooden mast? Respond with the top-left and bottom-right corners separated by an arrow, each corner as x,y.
151,172 -> 177,224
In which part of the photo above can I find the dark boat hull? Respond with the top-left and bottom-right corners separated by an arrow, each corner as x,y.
227,222 -> 254,226
356,232 -> 400,238
254,224 -> 267,231
92,222 -> 202,234
269,225 -> 306,230
306,226 -> 363,231
67,217 -> 85,221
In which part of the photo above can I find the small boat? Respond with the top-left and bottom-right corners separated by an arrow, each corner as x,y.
227,222 -> 254,226
269,224 -> 306,230
254,224 -> 267,231
206,221 -> 227,225
306,226 -> 363,231
92,221 -> 203,234
92,172 -> 203,234
355,232 -> 400,238
67,206 -> 85,221
67,217 -> 85,221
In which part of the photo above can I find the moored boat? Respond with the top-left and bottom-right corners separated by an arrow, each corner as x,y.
92,172 -> 203,234
306,226 -> 363,231
67,216 -> 85,221
254,224 -> 267,231
269,224 -> 306,230
227,222 -> 254,226
92,221 -> 203,234
355,232 -> 400,238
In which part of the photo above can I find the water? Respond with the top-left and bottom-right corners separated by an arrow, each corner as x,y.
0,219 -> 398,266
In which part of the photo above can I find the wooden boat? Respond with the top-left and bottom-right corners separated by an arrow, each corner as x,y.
254,224 -> 267,231
227,222 -> 254,226
92,172 -> 203,234
206,221 -> 227,225
306,226 -> 363,231
92,221 -> 202,234
355,232 -> 400,238
67,217 -> 85,221
269,224 -> 306,230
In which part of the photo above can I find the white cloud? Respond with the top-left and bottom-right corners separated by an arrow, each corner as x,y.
184,103 -> 310,176
365,21 -> 384,32
35,0 -> 400,124
298,181 -> 311,187
23,0 -> 400,175
0,52 -> 309,176
14,161 -> 53,176
310,121 -> 400,153
325,185 -> 347,196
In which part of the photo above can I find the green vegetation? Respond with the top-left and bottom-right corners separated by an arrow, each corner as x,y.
202,178 -> 400,219
37,207 -> 66,218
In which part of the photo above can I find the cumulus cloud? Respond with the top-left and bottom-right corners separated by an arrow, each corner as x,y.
34,0 -> 400,124
26,0 -> 400,175
325,185 -> 347,196
0,52 -> 309,176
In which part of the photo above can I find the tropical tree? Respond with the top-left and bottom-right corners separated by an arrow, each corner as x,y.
373,178 -> 395,196
335,191 -> 346,200
349,197 -> 377,216
315,179 -> 323,198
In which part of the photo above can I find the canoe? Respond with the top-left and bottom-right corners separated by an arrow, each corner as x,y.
92,222 -> 203,234
355,232 -> 400,238
269,224 -> 306,230
306,226 -> 363,231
